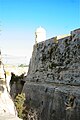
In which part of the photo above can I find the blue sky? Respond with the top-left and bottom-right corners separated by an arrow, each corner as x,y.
0,0 -> 80,64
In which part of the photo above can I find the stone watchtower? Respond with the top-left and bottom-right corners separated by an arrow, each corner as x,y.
35,26 -> 46,44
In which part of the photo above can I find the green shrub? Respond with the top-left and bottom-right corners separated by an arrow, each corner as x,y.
18,64 -> 28,67
14,93 -> 26,119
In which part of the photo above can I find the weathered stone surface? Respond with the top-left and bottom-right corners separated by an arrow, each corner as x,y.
0,51 -> 22,120
23,82 -> 80,120
0,113 -> 22,120
23,29 -> 80,120
0,88 -> 17,115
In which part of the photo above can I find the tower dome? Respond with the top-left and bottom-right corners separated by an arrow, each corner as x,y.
36,26 -> 46,33
35,26 -> 46,44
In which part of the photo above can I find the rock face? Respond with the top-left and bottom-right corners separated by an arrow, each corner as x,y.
0,51 -> 22,120
0,114 -> 22,120
23,28 -> 80,120
10,73 -> 25,99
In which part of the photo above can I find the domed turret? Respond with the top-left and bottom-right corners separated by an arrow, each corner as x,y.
35,26 -> 46,44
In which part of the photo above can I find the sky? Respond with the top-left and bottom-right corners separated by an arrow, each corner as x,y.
0,0 -> 80,64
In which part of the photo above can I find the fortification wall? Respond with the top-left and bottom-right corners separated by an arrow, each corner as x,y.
23,29 -> 80,120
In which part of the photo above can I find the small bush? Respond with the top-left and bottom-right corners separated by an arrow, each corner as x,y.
14,93 -> 26,119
